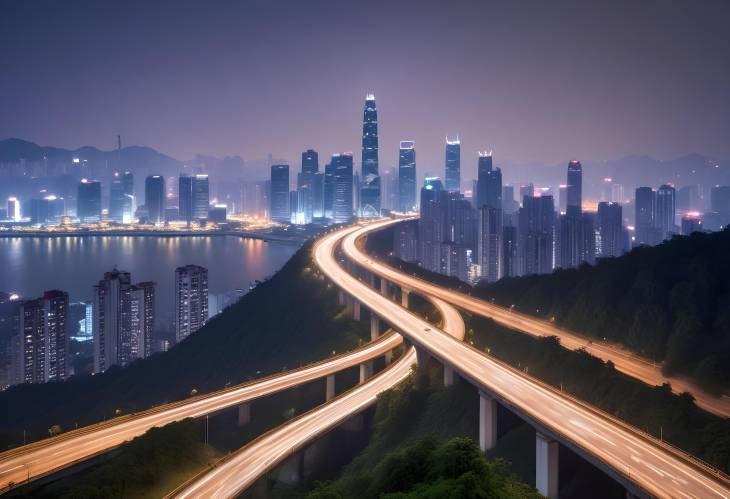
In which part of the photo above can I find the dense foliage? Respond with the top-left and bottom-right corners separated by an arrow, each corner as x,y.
305,377 -> 539,499
0,243 -> 368,449
476,229 -> 730,390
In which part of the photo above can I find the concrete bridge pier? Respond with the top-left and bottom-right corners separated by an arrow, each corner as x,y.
478,392 -> 497,452
359,360 -> 374,383
370,315 -> 381,340
384,350 -> 393,365
338,289 -> 345,306
444,365 -> 456,386
237,402 -> 251,426
276,451 -> 305,485
369,273 -> 376,288
535,433 -> 559,499
380,278 -> 388,297
401,289 -> 410,308
353,300 -> 361,320
326,374 -> 335,401
415,346 -> 430,375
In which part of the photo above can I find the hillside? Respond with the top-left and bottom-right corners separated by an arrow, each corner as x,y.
0,243 -> 369,450
477,229 -> 730,390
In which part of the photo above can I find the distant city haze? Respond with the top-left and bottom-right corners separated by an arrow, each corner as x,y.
2,0 -> 729,173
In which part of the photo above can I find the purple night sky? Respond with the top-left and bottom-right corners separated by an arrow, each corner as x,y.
1,0 -> 729,176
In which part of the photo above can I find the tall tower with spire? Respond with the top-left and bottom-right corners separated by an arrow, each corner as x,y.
360,94 -> 380,217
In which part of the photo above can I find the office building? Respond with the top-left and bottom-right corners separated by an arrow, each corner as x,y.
557,160 -> 595,269
360,95 -> 380,217
655,184 -> 676,240
476,151 -> 502,210
7,196 -> 21,221
296,150 -> 318,224
192,174 -> 210,220
77,179 -> 102,223
478,206 -> 503,282
270,164 -> 290,223
566,160 -> 582,216
145,175 -> 165,224
502,185 -> 518,214
332,153 -> 354,224
597,202 -> 624,258
179,175 -> 193,222
208,204 -> 227,223
681,214 -> 703,235
175,265 -> 209,343
398,141 -> 416,212
445,136 -> 461,192
419,177 -> 446,271
110,171 -> 134,223
312,171 -> 325,219
394,220 -> 419,263
518,195 -> 555,275
502,224 -> 518,278
635,187 -> 657,245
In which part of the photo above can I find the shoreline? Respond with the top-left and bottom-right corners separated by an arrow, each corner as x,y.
0,229 -> 307,244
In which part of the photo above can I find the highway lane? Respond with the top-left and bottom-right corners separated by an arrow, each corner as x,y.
168,289 -> 465,498
347,217 -> 730,418
319,223 -> 729,498
0,332 -> 402,491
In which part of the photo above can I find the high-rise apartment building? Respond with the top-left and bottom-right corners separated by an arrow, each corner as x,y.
77,179 -> 102,222
444,136 -> 461,192
145,175 -> 165,224
634,187 -> 657,245
360,94 -> 380,217
655,184 -> 676,240
398,141 -> 416,212
597,202 -> 624,258
518,195 -> 555,275
476,151 -> 502,210
131,282 -> 155,359
478,206 -> 503,282
42,290 -> 68,382
179,175 -> 193,222
566,160 -> 583,216
270,164 -> 290,223
192,174 -> 210,220
175,265 -> 209,343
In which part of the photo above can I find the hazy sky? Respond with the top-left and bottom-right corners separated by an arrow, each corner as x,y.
2,0 -> 729,172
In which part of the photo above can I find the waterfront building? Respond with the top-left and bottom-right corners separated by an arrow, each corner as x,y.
270,164 -> 290,223
192,174 -> 210,220
77,179 -> 102,223
7,196 -> 21,221
398,141 -> 416,212
175,265 -> 209,343
145,175 -> 165,225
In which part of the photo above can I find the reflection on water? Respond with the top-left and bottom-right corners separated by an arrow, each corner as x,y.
0,236 -> 298,322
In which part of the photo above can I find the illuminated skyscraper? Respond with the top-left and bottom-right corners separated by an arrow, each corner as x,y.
518,195 -> 555,275
109,173 -> 126,222
566,160 -> 582,216
398,141 -> 416,212
175,265 -> 209,343
597,202 -> 624,258
360,94 -> 380,217
270,164 -> 290,223
179,175 -> 193,222
77,179 -> 102,223
131,282 -> 155,359
93,269 -> 132,373
42,290 -> 68,382
192,174 -> 210,220
297,149 -> 319,223
10,298 -> 46,385
634,187 -> 656,245
332,153 -> 354,224
655,184 -> 676,240
145,175 -> 165,224
444,136 -> 461,192
7,196 -> 21,221
478,206 -> 503,282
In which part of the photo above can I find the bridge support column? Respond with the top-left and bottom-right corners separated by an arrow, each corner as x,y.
338,289 -> 345,306
401,289 -> 410,308
415,346 -> 430,375
535,433 -> 559,499
326,374 -> 335,401
353,300 -> 361,321
369,273 -> 376,288
277,451 -> 304,485
370,315 -> 380,340
384,350 -> 393,365
444,365 -> 456,386
359,360 -> 373,383
380,278 -> 388,297
478,392 -> 497,451
237,402 -> 251,426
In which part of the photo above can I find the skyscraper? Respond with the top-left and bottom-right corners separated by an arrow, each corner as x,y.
175,265 -> 209,343
332,153 -> 354,224
398,141 -> 416,212
7,196 -> 21,221
109,173 -> 126,222
302,149 -> 319,175
518,195 -> 555,275
634,187 -> 656,245
444,136 -> 461,192
566,160 -> 582,216
145,175 -> 165,224
312,172 -> 325,219
270,164 -> 290,223
192,174 -> 210,220
42,290 -> 68,382
655,184 -> 676,240
478,206 -> 503,282
360,94 -> 380,217
10,298 -> 46,385
476,151 -> 502,210
597,202 -> 624,257
179,175 -> 193,222
93,270 -> 153,372
77,179 -> 102,223
297,149 -> 319,223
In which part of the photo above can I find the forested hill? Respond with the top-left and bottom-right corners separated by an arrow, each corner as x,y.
477,229 -> 730,391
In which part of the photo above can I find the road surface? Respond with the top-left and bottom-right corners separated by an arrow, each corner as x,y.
0,332 -> 402,491
316,222 -> 729,499
348,217 -> 730,418
168,295 -> 465,498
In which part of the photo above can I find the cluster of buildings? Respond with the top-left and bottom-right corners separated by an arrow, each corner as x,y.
0,265 -> 211,389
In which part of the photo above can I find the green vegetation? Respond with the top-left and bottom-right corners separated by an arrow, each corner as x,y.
302,375 -> 539,499
467,315 -> 730,472
476,230 -> 730,391
8,420 -> 215,499
0,243 -> 369,450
